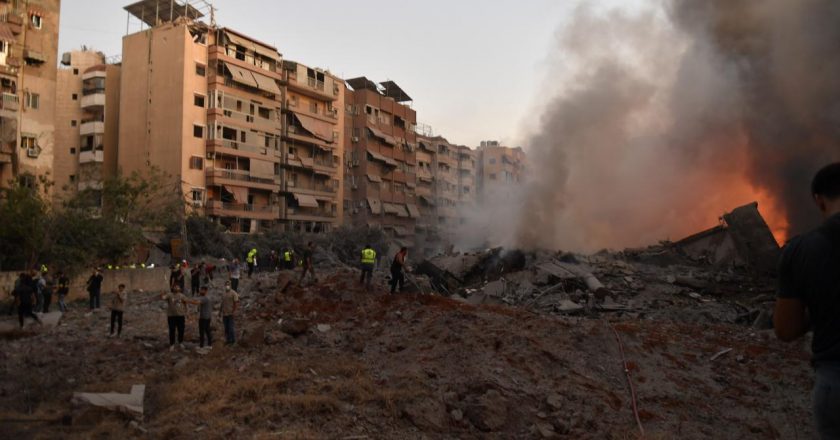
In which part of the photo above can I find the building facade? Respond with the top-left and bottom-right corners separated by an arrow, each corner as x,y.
118,3 -> 286,233
0,0 -> 60,192
279,60 -> 344,233
476,140 -> 526,201
53,49 -> 121,203
414,135 -> 478,255
343,77 -> 418,247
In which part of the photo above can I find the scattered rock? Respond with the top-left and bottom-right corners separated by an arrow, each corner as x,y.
280,319 -> 310,336
402,399 -> 448,431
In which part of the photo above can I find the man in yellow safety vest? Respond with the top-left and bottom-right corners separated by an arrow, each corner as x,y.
283,249 -> 295,270
360,244 -> 376,288
246,248 -> 258,278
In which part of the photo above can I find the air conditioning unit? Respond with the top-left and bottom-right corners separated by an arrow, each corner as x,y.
206,152 -> 215,159
352,159 -> 360,166
352,136 -> 359,143
26,148 -> 38,158
351,183 -> 358,189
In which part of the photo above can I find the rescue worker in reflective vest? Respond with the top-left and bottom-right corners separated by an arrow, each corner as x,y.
246,248 -> 258,278
283,249 -> 295,270
360,245 -> 376,288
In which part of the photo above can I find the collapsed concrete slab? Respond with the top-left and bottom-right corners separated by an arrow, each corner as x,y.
72,384 -> 145,418
675,202 -> 780,274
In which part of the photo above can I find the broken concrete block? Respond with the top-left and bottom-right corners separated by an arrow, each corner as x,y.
555,300 -> 584,313
280,319 -> 310,336
72,384 -> 145,418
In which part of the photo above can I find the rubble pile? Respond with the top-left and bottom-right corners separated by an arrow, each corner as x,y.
0,203 -> 816,438
417,203 -> 781,329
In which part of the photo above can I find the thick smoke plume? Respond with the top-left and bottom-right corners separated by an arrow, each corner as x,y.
515,0 -> 840,252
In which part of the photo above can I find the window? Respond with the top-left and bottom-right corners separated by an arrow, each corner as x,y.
24,92 -> 39,109
71,120 -> 77,127
69,175 -> 76,183
19,174 -> 35,189
31,14 -> 42,29
0,41 -> 6,55
310,101 -> 318,114
73,68 -> 79,75
193,125 -> 204,138
193,94 -> 205,107
189,156 -> 204,170
192,189 -> 203,201
22,136 -> 36,149
195,63 -> 206,76
258,107 -> 270,119
70,148 -> 76,155
72,93 -> 78,100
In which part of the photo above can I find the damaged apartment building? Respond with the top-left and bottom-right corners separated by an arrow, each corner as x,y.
476,140 -> 526,202
117,0 -> 343,234
343,77 -> 419,247
415,135 -> 478,255
0,0 -> 60,192
53,49 -> 121,204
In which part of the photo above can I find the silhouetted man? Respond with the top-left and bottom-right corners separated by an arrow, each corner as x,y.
775,162 -> 840,438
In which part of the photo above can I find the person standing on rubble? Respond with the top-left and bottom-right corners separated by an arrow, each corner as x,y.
360,244 -> 377,288
775,162 -> 840,438
389,247 -> 408,294
40,273 -> 54,314
190,263 -> 202,296
161,286 -> 191,351
86,268 -> 104,311
13,273 -> 41,328
246,248 -> 258,278
109,284 -> 128,338
283,248 -> 295,270
228,258 -> 241,292
197,286 -> 213,350
298,242 -> 317,285
220,283 -> 240,345
56,271 -> 70,313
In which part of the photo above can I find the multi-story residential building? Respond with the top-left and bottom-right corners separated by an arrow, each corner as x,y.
0,0 -> 60,191
414,135 -> 479,255
455,143 -> 477,219
279,60 -> 344,233
119,1 -> 284,233
53,49 -> 121,203
476,140 -> 526,201
343,77 -> 418,247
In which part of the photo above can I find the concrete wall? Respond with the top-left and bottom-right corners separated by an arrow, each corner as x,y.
0,267 -> 170,302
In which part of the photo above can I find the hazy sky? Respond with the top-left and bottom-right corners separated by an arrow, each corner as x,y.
58,1 -> 635,148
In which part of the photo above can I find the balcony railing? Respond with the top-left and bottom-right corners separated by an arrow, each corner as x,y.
306,77 -> 325,91
0,92 -> 18,110
207,200 -> 279,214
285,181 -> 337,194
211,138 -> 272,156
206,168 -> 276,185
287,207 -> 336,218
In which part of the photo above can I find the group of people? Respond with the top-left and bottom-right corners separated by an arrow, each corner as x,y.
9,268 -> 72,327
359,244 -> 409,294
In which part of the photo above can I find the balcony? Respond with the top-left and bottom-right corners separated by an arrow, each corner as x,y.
206,200 -> 279,220
206,168 -> 279,191
286,209 -> 336,221
80,120 -> 105,136
0,92 -> 17,118
283,180 -> 337,197
207,139 -> 277,160
79,149 -> 104,164
284,73 -> 339,102
209,107 -> 278,133
81,92 -> 106,109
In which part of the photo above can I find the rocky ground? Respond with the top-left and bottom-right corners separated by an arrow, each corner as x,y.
0,259 -> 816,439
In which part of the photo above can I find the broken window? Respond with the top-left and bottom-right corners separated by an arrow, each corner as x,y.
195,63 -> 206,77
258,107 -> 271,119
193,125 -> 204,139
194,94 -> 205,108
222,127 -> 237,141
394,116 -> 406,129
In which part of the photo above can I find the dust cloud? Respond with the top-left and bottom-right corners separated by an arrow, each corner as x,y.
512,0 -> 840,252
